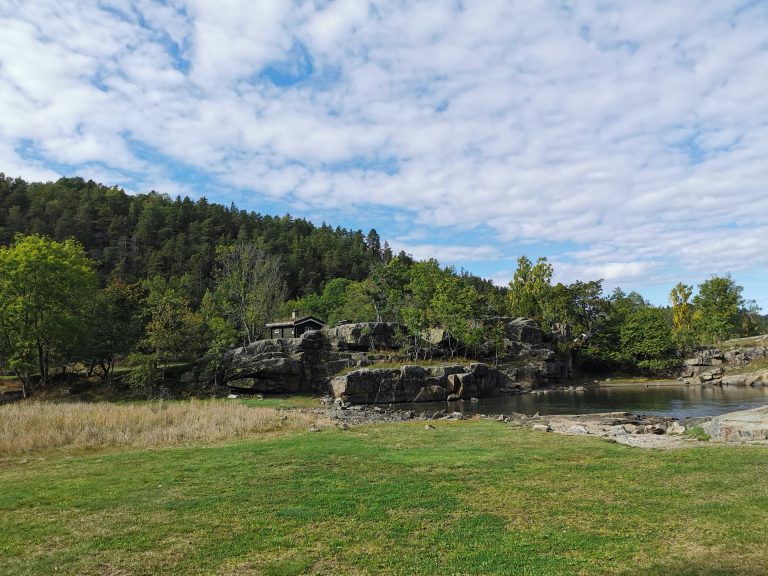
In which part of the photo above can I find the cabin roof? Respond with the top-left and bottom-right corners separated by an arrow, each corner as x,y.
265,315 -> 326,328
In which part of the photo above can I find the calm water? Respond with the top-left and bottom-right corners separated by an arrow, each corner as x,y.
402,384 -> 768,420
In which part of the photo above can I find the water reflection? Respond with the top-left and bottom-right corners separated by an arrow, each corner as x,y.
402,385 -> 768,420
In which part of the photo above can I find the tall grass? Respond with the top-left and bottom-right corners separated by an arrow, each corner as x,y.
0,400 -> 328,455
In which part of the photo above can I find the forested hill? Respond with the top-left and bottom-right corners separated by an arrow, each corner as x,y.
0,174 -> 389,299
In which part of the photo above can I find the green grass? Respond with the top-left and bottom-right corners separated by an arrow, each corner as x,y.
2,420 -> 768,575
721,334 -> 768,350
239,395 -> 323,410
724,357 -> 768,376
337,357 -> 476,376
594,376 -> 667,385
684,426 -> 712,442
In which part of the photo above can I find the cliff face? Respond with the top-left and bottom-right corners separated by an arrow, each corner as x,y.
223,329 -> 366,393
330,362 -> 521,404
221,319 -> 572,399
679,338 -> 768,386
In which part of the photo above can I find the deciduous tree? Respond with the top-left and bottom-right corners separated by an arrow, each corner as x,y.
0,234 -> 97,396
693,275 -> 743,343
213,244 -> 286,345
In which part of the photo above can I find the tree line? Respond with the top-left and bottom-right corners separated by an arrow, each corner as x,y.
0,174 -> 388,300
1,175 -> 765,397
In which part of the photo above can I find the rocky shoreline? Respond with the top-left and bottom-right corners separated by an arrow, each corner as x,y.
290,396 -> 768,449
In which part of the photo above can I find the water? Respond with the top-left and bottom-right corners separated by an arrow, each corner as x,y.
402,384 -> 768,420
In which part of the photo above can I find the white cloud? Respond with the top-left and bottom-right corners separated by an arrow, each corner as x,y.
392,243 -> 503,265
0,0 -> 766,292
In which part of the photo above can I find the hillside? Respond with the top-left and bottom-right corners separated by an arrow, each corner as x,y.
0,174 -> 386,300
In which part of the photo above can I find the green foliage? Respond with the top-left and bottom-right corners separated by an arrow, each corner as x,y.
507,256 -> 553,321
685,426 -> 711,441
577,288 -> 649,372
0,174 -> 382,300
80,280 -> 145,383
280,277 -> 380,326
619,307 -> 675,372
739,299 -> 765,337
692,275 -> 743,343
211,243 -> 286,344
545,279 -> 607,339
130,276 -> 205,396
199,290 -> 239,386
431,274 -> 483,357
0,234 -> 97,395
1,174 -> 764,383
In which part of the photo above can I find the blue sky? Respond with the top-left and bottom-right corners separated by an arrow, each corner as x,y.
1,0 -> 767,310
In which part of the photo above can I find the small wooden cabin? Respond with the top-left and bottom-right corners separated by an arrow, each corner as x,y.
265,312 -> 325,339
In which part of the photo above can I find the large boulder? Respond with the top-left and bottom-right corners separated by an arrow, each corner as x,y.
504,317 -> 544,348
222,330 -> 365,393
701,405 -> 768,443
227,357 -> 304,392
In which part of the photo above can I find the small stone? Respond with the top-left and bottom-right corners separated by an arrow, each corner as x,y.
608,425 -> 627,436
226,394 -> 238,399
450,411 -> 464,420
339,423 -> 350,431
496,414 -> 505,422
470,397 -> 479,403
667,422 -> 686,435
424,424 -> 436,430
566,425 -> 589,435
309,427 -> 321,433
532,424 -> 552,432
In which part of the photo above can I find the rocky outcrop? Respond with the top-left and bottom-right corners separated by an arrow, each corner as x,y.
701,405 -> 768,443
330,362 -> 522,404
720,369 -> 768,387
497,318 -> 572,385
679,345 -> 768,385
225,330 -> 368,393
323,322 -> 402,351
222,318 -> 571,395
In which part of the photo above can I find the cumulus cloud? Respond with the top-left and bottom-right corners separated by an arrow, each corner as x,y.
392,243 -> 504,265
0,0 -> 766,295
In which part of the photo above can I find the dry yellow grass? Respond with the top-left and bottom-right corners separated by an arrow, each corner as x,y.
0,400 -> 328,455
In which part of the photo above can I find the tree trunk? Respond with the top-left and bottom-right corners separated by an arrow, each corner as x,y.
37,342 -> 47,388
16,370 -> 29,398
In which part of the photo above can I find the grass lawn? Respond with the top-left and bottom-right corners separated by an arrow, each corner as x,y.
1,420 -> 767,575
240,395 -> 324,410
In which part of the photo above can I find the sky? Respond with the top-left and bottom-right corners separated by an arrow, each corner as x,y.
1,0 -> 767,310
